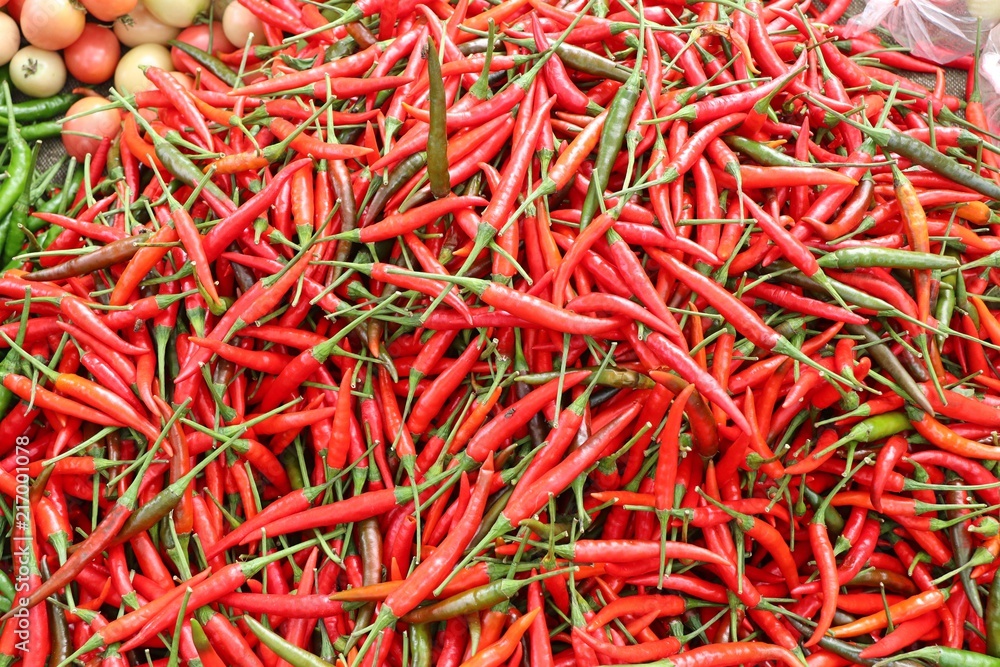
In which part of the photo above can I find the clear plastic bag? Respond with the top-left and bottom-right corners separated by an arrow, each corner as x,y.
845,0 -> 1000,65
982,23 -> 1000,133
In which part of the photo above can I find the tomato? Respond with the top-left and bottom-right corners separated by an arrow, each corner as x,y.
9,46 -> 65,98
79,0 -> 137,21
115,43 -> 173,94
171,23 -> 234,70
19,0 -> 86,51
6,0 -> 23,21
223,0 -> 265,48
142,0 -> 209,28
114,1 -> 181,47
62,96 -> 121,161
64,25 -> 120,85
0,13 -> 19,67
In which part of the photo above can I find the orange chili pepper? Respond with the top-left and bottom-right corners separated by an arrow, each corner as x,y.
829,589 -> 948,638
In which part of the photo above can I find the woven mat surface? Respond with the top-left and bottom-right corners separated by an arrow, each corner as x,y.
17,0 -> 961,171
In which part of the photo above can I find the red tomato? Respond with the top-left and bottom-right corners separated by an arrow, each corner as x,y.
62,97 -> 121,162
79,0 -> 137,21
19,0 -> 85,51
6,0 -> 23,20
171,23 -> 234,71
64,25 -> 121,85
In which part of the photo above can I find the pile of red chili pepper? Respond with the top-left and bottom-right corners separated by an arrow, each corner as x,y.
5,0 -> 1000,664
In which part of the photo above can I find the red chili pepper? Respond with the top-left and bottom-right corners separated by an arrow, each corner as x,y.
145,67 -> 214,148
233,45 -> 381,96
267,117 -> 375,162
912,411 -> 1000,460
200,158 -> 311,260
2,374 -> 123,429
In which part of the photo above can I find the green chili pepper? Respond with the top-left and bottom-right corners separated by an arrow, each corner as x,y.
2,142 -> 39,268
323,36 -> 360,62
898,647 -> 1000,667
943,479 -> 983,617
0,213 -> 12,263
801,486 -> 845,534
409,623 -> 432,667
724,135 -> 809,168
936,261 -> 958,348
0,121 -> 63,143
0,93 -> 79,124
0,284 -> 29,420
426,41 -> 450,199
169,41 -> 240,87
987,563 -> 1000,657
786,617 -> 924,667
508,37 -> 629,82
245,616 -> 337,667
281,446 -> 306,491
519,517 -> 572,539
154,139 -> 233,205
820,413 -> 910,457
364,152 -> 427,224
560,43 -> 630,81
818,247 -> 960,271
860,125 -> 1000,201
45,602 -> 71,663
515,368 -> 654,388
402,575 -> 544,624
41,559 -> 72,667
106,133 -> 122,174
578,58 -> 642,229
0,84 -> 32,243
190,617 -> 212,657
780,271 -> 888,314
0,571 -> 14,602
